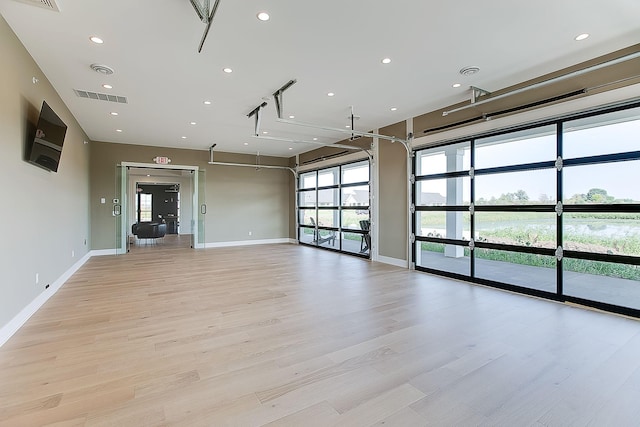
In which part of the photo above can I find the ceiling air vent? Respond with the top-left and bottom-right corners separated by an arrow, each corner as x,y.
14,0 -> 60,12
459,66 -> 480,76
74,89 -> 128,104
90,64 -> 115,75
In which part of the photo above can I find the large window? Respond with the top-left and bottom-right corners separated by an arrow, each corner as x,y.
138,193 -> 152,222
413,103 -> 640,317
298,160 -> 370,257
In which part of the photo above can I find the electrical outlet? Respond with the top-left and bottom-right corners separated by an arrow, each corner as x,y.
248,231 -> 252,236
71,250 -> 75,258
35,273 -> 39,285
45,284 -> 50,289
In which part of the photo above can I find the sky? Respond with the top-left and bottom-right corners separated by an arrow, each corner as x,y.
417,117 -> 640,203
301,161 -> 369,189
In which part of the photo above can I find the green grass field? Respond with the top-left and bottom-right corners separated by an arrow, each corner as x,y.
418,211 -> 640,280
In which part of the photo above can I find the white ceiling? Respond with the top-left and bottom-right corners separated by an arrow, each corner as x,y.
2,0 -> 639,158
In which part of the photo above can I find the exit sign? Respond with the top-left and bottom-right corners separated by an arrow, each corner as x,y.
153,156 -> 171,165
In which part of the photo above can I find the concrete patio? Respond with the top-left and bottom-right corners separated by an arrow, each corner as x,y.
418,250 -> 640,310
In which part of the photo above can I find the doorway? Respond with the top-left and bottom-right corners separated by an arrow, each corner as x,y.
135,183 -> 180,233
114,162 -> 206,253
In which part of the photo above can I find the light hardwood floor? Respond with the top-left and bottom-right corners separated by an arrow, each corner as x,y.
2,241 -> 640,426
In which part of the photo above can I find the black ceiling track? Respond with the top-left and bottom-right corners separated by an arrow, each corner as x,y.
423,89 -> 586,134
301,150 -> 350,166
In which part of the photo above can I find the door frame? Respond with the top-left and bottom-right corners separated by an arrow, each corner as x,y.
118,162 -> 202,251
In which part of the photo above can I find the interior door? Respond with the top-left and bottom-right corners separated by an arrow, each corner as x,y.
191,168 -> 206,248
197,169 -> 206,248
114,163 -> 128,254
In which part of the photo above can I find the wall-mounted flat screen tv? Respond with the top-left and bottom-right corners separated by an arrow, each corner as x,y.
29,101 -> 67,172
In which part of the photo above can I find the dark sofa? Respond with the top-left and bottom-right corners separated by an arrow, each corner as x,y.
132,222 -> 167,240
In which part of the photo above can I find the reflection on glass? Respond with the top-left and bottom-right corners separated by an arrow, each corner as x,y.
318,188 -> 339,207
475,212 -> 556,249
342,231 -> 370,255
300,172 -> 316,189
475,125 -> 556,169
564,213 -> 640,257
342,185 -> 369,206
475,248 -> 556,292
415,242 -> 469,276
564,258 -> 640,310
341,210 -> 370,230
317,209 -> 338,227
416,142 -> 470,176
318,167 -> 339,187
298,190 -> 315,207
416,211 -> 470,240
563,161 -> 640,204
342,161 -> 369,185
475,169 -> 555,204
416,178 -> 470,206
563,108 -> 640,159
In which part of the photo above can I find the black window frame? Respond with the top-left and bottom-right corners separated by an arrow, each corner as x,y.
412,100 -> 640,318
298,159 -> 371,258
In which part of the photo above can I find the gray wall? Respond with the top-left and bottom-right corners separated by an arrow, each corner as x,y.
378,122 -> 408,261
0,16 -> 90,328
89,141 -> 291,249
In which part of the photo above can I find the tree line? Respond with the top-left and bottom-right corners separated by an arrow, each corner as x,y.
476,188 -> 634,204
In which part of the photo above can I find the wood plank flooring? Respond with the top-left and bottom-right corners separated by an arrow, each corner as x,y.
2,241 -> 640,426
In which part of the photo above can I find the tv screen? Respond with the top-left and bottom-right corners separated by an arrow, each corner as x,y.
29,101 -> 67,172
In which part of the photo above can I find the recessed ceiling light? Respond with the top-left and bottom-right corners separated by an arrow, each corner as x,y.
345,125 -> 351,128
102,84 -> 113,89
181,136 -> 187,139
146,174 -> 150,177
262,131 -> 268,134
313,137 -> 318,141
257,12 -> 270,21
244,142 -> 249,146
204,100 -> 212,105
110,112 -> 118,116
116,129 -> 122,132
381,58 -> 391,64
190,121 -> 196,125
452,83 -> 461,88
89,36 -> 103,44
327,92 -> 335,97
575,33 -> 590,41
288,147 -> 293,150
390,107 -> 397,111
289,115 -> 295,119
223,67 -> 233,73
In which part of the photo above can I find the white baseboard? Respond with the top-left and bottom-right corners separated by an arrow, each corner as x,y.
375,255 -> 408,268
90,248 -> 117,256
0,252 -> 92,348
205,238 -> 295,248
